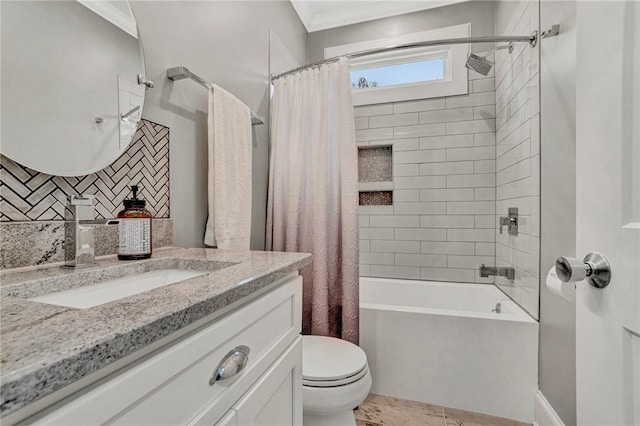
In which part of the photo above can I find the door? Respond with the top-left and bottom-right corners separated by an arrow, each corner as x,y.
575,1 -> 640,425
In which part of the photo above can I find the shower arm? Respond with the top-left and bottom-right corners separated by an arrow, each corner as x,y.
271,31 -> 539,81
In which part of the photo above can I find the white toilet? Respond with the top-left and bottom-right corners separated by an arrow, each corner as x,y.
302,335 -> 372,426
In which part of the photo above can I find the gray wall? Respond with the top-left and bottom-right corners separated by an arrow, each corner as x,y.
130,1 -> 307,249
539,1 -> 577,424
308,1 -> 495,62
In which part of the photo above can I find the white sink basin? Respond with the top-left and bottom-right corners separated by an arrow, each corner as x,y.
28,269 -> 208,309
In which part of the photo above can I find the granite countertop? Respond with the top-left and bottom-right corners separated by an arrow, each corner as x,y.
0,247 -> 311,418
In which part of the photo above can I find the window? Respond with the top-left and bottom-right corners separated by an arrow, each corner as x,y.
325,24 -> 470,106
351,55 -> 444,90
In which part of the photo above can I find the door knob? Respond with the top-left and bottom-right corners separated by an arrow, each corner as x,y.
555,252 -> 611,288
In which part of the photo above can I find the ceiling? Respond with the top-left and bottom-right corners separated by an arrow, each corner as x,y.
290,0 -> 469,32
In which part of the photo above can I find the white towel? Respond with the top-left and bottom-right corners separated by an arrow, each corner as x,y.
204,84 -> 252,250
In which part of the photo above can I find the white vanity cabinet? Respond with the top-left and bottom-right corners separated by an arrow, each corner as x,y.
24,274 -> 303,426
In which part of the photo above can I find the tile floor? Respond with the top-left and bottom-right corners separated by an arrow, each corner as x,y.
354,394 -> 531,426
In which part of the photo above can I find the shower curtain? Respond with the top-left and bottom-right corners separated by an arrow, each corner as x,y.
266,58 -> 359,344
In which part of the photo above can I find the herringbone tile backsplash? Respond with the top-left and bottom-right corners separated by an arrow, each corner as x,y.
0,119 -> 170,221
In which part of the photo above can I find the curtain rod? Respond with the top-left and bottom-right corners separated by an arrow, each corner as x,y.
166,66 -> 265,125
271,32 -> 538,82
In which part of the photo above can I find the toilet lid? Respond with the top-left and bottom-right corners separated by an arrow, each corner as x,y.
302,335 -> 368,386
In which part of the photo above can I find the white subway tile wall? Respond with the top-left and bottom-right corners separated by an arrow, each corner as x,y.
493,1 -> 541,319
356,66 -> 497,285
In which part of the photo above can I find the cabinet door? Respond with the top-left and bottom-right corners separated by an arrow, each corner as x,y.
215,410 -> 237,426
234,338 -> 302,426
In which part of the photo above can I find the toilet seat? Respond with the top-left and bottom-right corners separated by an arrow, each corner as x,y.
302,335 -> 368,387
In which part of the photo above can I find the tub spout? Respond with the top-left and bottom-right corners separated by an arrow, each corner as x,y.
479,264 -> 515,280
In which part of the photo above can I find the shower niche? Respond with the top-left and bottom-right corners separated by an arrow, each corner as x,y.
358,146 -> 393,205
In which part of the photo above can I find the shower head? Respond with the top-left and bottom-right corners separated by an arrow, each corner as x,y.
465,53 -> 494,76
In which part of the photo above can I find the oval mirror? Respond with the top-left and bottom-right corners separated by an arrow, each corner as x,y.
1,0 -> 148,177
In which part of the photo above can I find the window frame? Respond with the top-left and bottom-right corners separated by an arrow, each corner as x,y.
324,23 -> 471,106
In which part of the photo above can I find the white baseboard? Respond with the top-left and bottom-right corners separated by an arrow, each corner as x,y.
534,390 -> 565,426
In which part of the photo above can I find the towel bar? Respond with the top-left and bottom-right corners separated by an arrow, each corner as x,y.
166,66 -> 265,125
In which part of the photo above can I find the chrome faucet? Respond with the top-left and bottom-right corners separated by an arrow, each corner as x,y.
479,264 -> 516,280
64,195 -> 99,268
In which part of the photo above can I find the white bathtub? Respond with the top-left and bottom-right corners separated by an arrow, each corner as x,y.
359,277 -> 538,423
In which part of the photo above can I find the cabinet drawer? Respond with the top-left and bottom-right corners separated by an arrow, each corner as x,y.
30,275 -> 302,426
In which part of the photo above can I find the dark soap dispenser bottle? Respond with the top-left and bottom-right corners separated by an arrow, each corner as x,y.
117,185 -> 152,260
